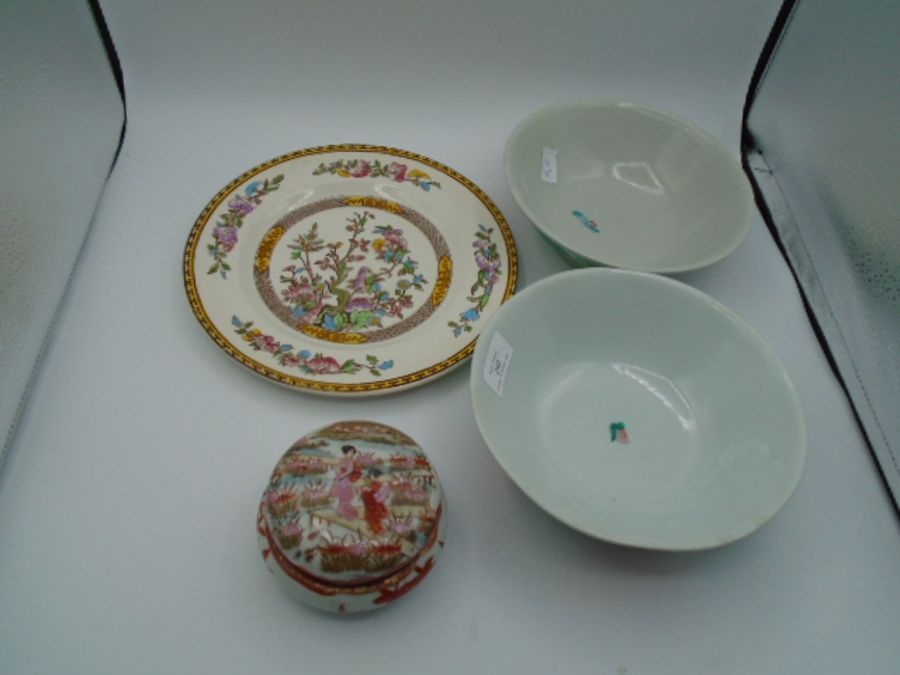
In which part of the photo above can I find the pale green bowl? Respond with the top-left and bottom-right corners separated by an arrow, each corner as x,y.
505,99 -> 754,272
470,269 -> 806,551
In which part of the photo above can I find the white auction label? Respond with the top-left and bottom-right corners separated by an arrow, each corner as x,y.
483,331 -> 513,397
541,147 -> 558,184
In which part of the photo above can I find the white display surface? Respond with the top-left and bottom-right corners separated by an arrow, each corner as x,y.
2,1 -> 899,673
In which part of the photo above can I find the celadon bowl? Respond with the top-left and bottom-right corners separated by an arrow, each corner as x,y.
505,99 -> 754,272
470,269 -> 806,551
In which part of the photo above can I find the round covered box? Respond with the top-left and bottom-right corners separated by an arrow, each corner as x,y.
257,421 -> 446,612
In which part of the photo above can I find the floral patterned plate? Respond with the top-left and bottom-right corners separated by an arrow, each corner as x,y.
184,145 -> 518,395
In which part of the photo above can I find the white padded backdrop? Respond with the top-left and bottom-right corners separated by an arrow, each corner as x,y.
0,1 -> 123,463
2,2 -> 898,674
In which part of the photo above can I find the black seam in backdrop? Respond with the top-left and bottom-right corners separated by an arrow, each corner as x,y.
739,0 -> 899,516
0,1 -> 129,483
88,0 -> 127,175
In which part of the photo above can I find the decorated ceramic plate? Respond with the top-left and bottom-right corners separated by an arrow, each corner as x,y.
184,145 -> 518,395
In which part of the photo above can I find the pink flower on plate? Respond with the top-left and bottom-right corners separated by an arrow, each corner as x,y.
228,195 -> 254,215
475,252 -> 500,274
295,302 -> 325,325
387,295 -> 414,319
258,334 -> 279,353
382,228 -> 406,248
346,297 -> 373,312
307,355 -> 342,374
350,160 -> 371,177
387,162 -> 407,182
282,282 -> 317,304
214,225 -> 238,252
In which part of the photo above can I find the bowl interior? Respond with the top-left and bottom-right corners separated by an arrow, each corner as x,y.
471,270 -> 805,550
505,100 -> 754,272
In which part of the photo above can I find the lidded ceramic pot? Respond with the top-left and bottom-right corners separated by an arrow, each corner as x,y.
257,420 -> 446,612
